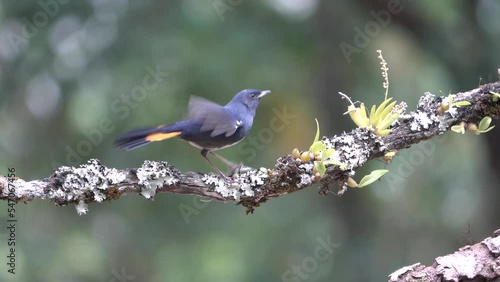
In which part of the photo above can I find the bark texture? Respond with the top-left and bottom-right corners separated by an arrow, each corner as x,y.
1,82 -> 500,215
388,229 -> 500,282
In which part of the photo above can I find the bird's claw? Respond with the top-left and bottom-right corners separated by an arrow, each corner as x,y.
229,162 -> 253,175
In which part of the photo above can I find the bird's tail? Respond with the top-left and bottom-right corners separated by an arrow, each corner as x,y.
115,125 -> 182,150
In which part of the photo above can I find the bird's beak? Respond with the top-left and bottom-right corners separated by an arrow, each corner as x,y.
258,90 -> 271,98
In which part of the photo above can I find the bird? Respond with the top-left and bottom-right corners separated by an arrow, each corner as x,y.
115,89 -> 271,180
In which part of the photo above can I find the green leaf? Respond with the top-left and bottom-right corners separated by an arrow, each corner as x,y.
376,112 -> 400,132
479,125 -> 495,133
357,169 -> 389,188
323,159 -> 346,168
384,151 -> 396,158
370,105 -> 377,119
314,161 -> 326,176
373,98 -> 393,119
310,141 -> 325,154
313,118 -> 320,143
376,128 -> 392,136
349,106 -> 370,128
323,148 -> 336,159
452,101 -> 471,107
478,116 -> 492,131
451,125 -> 465,134
371,98 -> 393,125
490,91 -> 500,102
375,101 -> 396,126
309,119 -> 324,153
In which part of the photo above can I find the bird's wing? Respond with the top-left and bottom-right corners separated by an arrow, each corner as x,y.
188,96 -> 242,137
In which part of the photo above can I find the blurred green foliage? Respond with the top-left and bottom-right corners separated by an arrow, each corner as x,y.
1,0 -> 500,281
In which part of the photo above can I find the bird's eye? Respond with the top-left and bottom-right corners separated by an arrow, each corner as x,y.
250,93 -> 256,98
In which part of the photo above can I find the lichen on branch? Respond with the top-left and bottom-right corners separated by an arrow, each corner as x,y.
1,82 -> 499,214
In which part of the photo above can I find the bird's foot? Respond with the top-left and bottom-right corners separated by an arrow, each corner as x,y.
229,162 -> 253,175
218,173 -> 235,183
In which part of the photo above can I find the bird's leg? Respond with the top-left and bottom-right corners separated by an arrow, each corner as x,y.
209,151 -> 253,174
208,151 -> 240,171
201,149 -> 232,181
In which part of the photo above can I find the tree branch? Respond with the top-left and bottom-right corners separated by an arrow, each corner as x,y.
1,82 -> 500,214
388,229 -> 500,282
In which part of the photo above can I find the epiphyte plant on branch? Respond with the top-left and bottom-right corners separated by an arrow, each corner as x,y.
443,92 -> 495,135
436,78 -> 497,137
491,91 -> 500,102
338,51 -> 399,188
343,50 -> 406,137
291,118 -> 345,178
340,50 -> 403,188
435,91 -> 496,135
293,51 -> 497,194
451,116 -> 495,135
291,51 -> 403,190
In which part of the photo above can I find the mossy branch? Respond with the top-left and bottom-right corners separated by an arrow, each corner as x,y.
1,82 -> 500,214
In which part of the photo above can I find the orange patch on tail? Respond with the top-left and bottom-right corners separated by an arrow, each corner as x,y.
145,131 -> 181,142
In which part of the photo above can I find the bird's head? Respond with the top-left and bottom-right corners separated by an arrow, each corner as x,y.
228,89 -> 271,113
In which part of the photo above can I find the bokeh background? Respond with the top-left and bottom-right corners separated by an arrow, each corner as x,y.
1,0 -> 500,281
